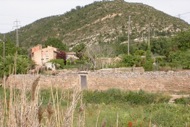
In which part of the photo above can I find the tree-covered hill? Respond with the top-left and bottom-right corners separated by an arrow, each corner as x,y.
6,0 -> 189,48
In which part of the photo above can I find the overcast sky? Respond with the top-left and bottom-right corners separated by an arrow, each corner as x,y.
0,0 -> 190,33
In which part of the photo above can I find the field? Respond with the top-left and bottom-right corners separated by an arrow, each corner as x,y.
0,77 -> 190,127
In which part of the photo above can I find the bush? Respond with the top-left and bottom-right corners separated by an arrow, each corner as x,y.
173,29 -> 190,51
121,54 -> 142,67
142,50 -> 154,71
168,51 -> 190,69
175,97 -> 190,105
143,60 -> 153,71
83,89 -> 170,105
50,59 -> 65,69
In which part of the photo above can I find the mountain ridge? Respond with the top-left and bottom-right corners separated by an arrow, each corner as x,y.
6,0 -> 190,48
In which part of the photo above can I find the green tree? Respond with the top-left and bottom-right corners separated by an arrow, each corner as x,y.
151,37 -> 171,56
143,60 -> 153,71
173,30 -> 190,51
115,43 -> 128,55
0,55 -> 34,77
122,54 -> 142,67
72,43 -> 86,59
72,43 -> 86,53
134,50 -> 146,56
142,50 -> 153,71
137,42 -> 148,51
146,49 -> 152,61
168,51 -> 190,69
44,38 -> 68,51
0,40 -> 33,77
0,41 -> 16,56
0,40 -> 28,56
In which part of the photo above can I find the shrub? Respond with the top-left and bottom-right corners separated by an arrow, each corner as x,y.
50,59 -> 65,69
83,89 -> 170,105
168,51 -> 190,69
121,54 -> 142,67
143,60 -> 153,71
175,97 -> 190,105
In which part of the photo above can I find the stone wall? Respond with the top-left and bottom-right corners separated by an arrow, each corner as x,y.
6,72 -> 79,90
88,71 -> 190,92
6,70 -> 190,92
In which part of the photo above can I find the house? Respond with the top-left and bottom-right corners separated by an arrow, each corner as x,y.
31,45 -> 78,67
31,44 -> 57,66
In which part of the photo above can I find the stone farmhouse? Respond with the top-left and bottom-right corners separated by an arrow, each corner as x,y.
31,44 -> 78,66
31,44 -> 57,66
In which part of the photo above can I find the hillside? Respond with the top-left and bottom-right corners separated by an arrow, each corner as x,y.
7,0 -> 190,48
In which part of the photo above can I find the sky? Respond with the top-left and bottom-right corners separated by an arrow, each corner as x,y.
0,0 -> 190,34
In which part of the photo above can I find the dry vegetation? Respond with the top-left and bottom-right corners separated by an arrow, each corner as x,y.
1,75 -> 190,127
0,76 -> 85,127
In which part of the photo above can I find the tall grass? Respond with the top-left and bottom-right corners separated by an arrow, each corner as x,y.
0,80 -> 190,126
0,76 -> 84,127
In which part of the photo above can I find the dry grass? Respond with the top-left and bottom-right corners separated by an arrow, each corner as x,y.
0,75 -> 86,127
31,76 -> 40,101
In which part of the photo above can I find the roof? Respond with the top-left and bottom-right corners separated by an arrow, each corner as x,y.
66,52 -> 76,55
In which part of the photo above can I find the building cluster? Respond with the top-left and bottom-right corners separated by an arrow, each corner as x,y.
31,44 -> 78,69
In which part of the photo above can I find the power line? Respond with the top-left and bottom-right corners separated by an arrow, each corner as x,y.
0,23 -> 12,26
180,12 -> 190,15
0,14 -> 39,19
177,12 -> 190,18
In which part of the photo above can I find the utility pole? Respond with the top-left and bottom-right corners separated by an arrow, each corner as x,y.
14,20 -> 20,47
128,15 -> 131,55
3,35 -> 5,65
0,35 -> 6,74
3,34 -> 6,74
13,20 -> 20,74
148,22 -> 151,49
